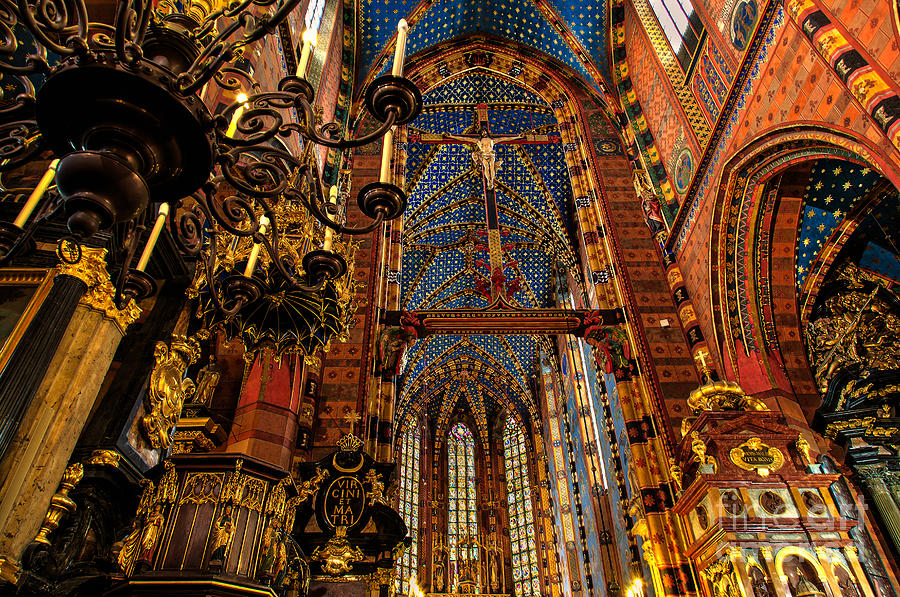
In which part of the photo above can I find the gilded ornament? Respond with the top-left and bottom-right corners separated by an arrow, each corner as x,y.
669,457 -> 683,492
56,245 -> 141,331
365,469 -> 387,506
298,467 -> 330,505
85,449 -> 120,468
687,380 -> 767,413
118,479 -> 155,576
805,265 -> 900,392
210,504 -> 236,564
703,558 -> 738,597
729,438 -> 784,476
824,417 -> 876,440
141,335 -> 201,450
691,432 -> 718,473
313,526 -> 364,576
34,462 -> 83,545
795,436 -> 813,465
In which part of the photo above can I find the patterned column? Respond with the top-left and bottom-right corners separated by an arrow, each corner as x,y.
553,97 -> 694,595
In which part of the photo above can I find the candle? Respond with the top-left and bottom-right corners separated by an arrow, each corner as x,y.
379,126 -> 395,183
391,19 -> 409,77
226,93 -> 249,138
243,215 -> 270,277
323,227 -> 334,252
328,184 -> 338,205
136,203 -> 170,272
297,29 -> 317,78
14,158 -> 59,228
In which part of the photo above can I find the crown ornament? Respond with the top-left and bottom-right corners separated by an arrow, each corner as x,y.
338,433 -> 364,452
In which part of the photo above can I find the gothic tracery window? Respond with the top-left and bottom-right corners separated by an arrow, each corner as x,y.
647,0 -> 705,74
448,422 -> 479,588
397,424 -> 421,594
503,417 -> 541,597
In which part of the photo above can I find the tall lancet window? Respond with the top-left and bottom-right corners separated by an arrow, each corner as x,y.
503,417 -> 540,597
448,422 -> 479,589
397,424 -> 421,594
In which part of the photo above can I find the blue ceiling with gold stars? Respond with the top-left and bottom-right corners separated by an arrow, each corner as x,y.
397,72 -> 574,429
796,159 -> 883,289
356,0 -> 610,91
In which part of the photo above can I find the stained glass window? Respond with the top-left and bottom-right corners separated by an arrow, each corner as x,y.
304,0 -> 326,32
504,417 -> 541,597
397,424 -> 421,594
448,423 -> 479,589
647,0 -> 705,74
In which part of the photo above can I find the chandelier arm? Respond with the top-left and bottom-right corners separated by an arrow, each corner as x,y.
177,16 -> 246,95
112,221 -> 141,308
114,0 -> 152,65
216,92 -> 296,146
217,145 -> 297,199
0,189 -> 65,265
180,0 -> 301,95
168,200 -> 204,256
202,193 -> 260,237
202,229 -> 236,316
293,170 -> 387,235
256,234 -> 326,292
292,94 -> 398,149
15,0 -> 88,57
213,65 -> 259,93
0,123 -> 43,171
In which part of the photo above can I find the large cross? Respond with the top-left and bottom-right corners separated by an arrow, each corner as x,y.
411,104 -> 559,287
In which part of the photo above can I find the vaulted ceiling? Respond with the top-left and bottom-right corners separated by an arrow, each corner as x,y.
355,0 -> 612,95
395,71 -> 576,436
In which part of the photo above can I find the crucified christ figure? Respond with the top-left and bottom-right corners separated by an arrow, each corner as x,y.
444,128 -> 523,189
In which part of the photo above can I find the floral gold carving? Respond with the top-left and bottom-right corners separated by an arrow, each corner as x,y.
56,245 -> 141,332
313,526 -> 364,575
141,335 -> 201,450
85,449 -> 120,468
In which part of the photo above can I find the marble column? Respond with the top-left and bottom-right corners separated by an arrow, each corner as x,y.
858,466 -> 900,557
0,248 -> 140,575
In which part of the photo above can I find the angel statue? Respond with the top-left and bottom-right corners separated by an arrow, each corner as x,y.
444,128 -> 523,189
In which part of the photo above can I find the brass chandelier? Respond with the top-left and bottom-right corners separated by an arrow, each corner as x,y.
0,0 -> 420,318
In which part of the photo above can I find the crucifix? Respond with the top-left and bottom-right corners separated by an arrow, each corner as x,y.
412,104 -> 558,294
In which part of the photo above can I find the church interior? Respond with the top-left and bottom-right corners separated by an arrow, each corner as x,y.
0,0 -> 898,594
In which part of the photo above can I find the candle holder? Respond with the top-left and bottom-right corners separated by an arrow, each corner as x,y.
0,0 -> 420,325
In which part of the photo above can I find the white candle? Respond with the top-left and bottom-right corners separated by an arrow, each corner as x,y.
391,19 -> 409,77
328,184 -> 338,205
243,215 -> 270,277
136,203 -> 170,272
379,126 -> 395,183
226,93 -> 249,138
323,227 -> 334,252
14,159 -> 59,228
297,29 -> 317,78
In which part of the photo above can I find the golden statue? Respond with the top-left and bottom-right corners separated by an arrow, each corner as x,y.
691,432 -> 717,473
795,435 -> 813,466
298,467 -> 329,505
135,503 -> 165,569
365,469 -> 387,506
313,526 -> 364,576
210,505 -> 236,564
142,336 -> 200,450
